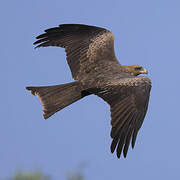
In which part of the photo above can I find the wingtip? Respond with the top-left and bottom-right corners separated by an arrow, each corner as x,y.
117,151 -> 121,159
117,151 -> 127,159
132,142 -> 135,149
33,44 -> 41,49
132,130 -> 138,149
123,151 -> 128,158
34,46 -> 39,49
110,146 -> 115,154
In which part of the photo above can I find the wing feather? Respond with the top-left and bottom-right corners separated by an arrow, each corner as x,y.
116,133 -> 125,158
34,24 -> 119,80
123,128 -> 133,158
96,76 -> 151,158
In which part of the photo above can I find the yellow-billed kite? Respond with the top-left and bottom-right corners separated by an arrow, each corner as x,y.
26,24 -> 151,158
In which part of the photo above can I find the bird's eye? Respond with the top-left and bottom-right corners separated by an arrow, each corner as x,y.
135,67 -> 142,70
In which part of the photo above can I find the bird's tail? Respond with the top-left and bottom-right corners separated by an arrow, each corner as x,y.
26,81 -> 83,119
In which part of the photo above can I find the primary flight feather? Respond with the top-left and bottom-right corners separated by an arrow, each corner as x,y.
26,24 -> 151,158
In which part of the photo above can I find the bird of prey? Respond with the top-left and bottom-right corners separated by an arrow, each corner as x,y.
26,24 -> 151,158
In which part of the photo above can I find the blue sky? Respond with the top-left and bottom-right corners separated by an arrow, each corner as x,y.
2,0 -> 180,179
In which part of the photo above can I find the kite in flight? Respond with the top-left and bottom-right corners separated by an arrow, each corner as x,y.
26,24 -> 151,158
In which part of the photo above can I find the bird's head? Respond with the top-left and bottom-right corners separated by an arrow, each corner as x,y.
124,65 -> 148,76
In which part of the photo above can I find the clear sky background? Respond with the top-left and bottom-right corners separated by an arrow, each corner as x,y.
2,0 -> 180,179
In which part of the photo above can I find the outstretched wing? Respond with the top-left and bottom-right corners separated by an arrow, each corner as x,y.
34,24 -> 119,80
96,76 -> 151,158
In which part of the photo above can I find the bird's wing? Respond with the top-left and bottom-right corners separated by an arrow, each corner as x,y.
34,24 -> 119,80
96,76 -> 151,158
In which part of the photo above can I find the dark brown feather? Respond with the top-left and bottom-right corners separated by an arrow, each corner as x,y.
26,82 -> 83,119
96,76 -> 151,158
33,24 -> 119,80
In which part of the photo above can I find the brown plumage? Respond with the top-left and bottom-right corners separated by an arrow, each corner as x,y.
26,24 -> 151,158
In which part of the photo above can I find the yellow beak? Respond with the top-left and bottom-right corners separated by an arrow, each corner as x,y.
140,68 -> 148,74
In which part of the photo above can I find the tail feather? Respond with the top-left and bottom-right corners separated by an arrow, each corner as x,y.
26,81 -> 83,119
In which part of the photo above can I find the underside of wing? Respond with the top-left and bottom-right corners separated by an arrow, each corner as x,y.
96,76 -> 151,158
34,24 -> 119,80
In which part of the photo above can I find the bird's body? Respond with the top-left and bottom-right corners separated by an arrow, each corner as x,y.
26,24 -> 151,158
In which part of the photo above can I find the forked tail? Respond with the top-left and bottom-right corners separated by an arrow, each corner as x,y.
26,81 -> 83,119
